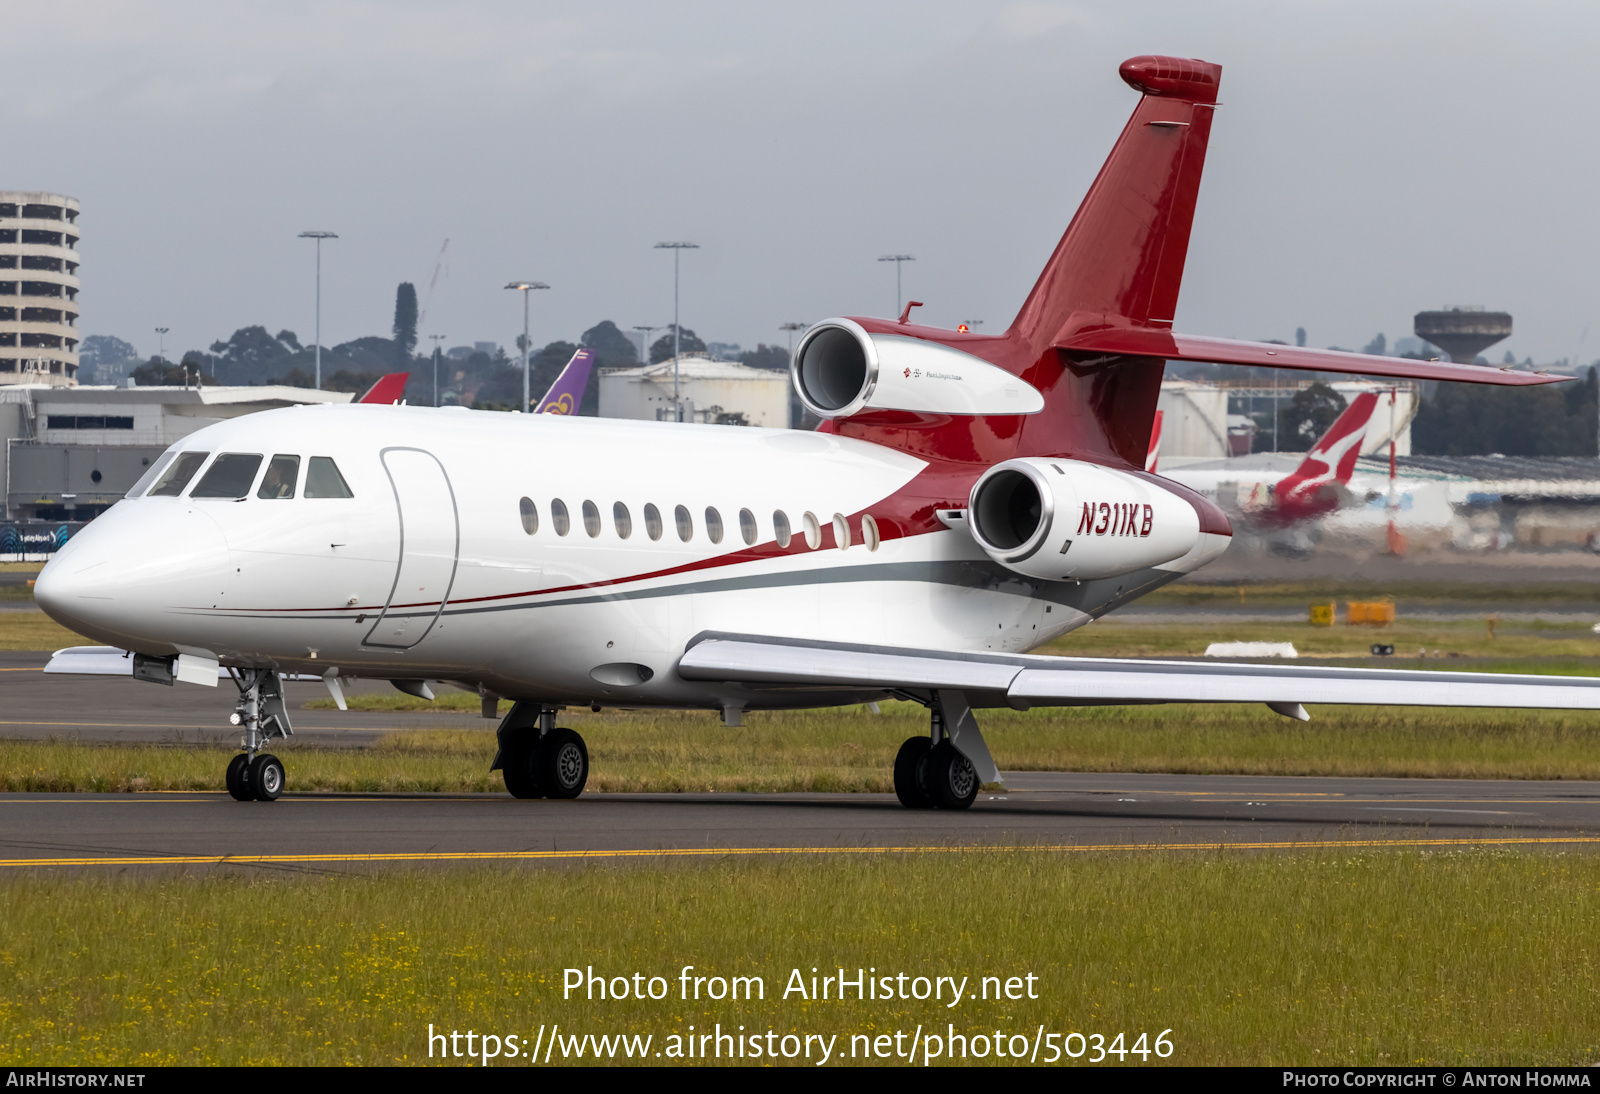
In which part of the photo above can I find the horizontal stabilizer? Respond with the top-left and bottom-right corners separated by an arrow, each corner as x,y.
1059,328 -> 1568,387
679,633 -> 1600,711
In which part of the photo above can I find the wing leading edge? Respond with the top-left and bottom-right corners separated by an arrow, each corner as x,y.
679,633 -> 1600,712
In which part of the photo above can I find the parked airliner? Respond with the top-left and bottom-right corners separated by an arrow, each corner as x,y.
36,55 -> 1600,811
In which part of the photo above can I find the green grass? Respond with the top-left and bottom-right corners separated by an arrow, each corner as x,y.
0,850 -> 1596,1066
0,611 -> 88,651
11,699 -> 1600,794
1150,577 -> 1600,605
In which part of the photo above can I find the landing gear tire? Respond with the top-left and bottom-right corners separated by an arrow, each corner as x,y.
248,753 -> 285,802
894,736 -> 934,809
226,753 -> 251,801
924,741 -> 978,811
501,732 -> 543,799
536,728 -> 589,800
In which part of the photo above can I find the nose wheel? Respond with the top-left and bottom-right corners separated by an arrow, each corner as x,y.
224,669 -> 293,803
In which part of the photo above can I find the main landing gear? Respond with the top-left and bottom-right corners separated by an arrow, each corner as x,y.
225,669 -> 293,802
492,701 -> 590,800
892,689 -> 1001,811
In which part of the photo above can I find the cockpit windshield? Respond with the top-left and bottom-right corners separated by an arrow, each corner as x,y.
257,455 -> 300,499
147,452 -> 210,497
191,454 -> 264,499
125,452 -> 177,499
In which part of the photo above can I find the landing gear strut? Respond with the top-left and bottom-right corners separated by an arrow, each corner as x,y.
492,701 -> 590,800
225,669 -> 293,802
892,689 -> 1000,811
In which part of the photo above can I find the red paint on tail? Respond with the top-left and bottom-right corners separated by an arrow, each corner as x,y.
357,373 -> 410,405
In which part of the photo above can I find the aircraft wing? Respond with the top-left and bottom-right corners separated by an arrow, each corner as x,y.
1058,329 -> 1568,387
678,632 -> 1600,712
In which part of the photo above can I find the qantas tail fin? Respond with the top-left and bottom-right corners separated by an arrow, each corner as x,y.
1011,56 -> 1221,356
1275,391 -> 1380,508
534,349 -> 595,414
357,373 -> 410,405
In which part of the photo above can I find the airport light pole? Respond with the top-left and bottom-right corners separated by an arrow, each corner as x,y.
298,231 -> 338,389
879,254 -> 914,315
429,334 -> 445,407
779,321 -> 806,363
505,281 -> 549,411
633,324 -> 667,365
154,327 -> 168,365
655,242 -> 698,421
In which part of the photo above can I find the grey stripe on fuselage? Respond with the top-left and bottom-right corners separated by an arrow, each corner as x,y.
182,560 -> 1185,627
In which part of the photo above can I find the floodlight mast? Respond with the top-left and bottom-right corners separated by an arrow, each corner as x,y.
504,281 -> 550,411
428,334 -> 445,406
298,231 -> 338,389
878,254 -> 914,315
654,242 -> 698,421
779,321 -> 805,362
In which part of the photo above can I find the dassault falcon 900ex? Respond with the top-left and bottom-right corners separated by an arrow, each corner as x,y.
35,55 -> 1599,809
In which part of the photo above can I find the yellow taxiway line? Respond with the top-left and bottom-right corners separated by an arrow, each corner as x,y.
5,834 -> 1600,869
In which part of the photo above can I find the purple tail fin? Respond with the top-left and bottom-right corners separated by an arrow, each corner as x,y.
533,349 -> 595,414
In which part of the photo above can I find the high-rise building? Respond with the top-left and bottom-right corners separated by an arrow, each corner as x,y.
0,192 -> 80,386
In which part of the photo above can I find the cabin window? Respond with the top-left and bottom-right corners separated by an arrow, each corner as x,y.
582,500 -> 601,537
675,504 -> 693,542
258,455 -> 299,499
644,503 -> 663,541
519,496 -> 538,535
862,513 -> 881,552
191,453 -> 263,498
551,498 -> 570,536
705,507 -> 724,545
304,456 -> 354,498
126,451 -> 177,498
802,511 -> 821,550
739,508 -> 757,546
833,513 -> 851,551
773,510 -> 791,548
147,451 -> 209,497
614,501 -> 632,540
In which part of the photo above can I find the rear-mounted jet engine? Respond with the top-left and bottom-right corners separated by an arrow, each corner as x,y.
967,458 -> 1201,581
792,318 -> 1045,419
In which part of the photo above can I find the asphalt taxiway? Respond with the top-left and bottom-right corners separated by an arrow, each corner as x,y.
1,773 -> 1597,871
5,650 -> 1600,869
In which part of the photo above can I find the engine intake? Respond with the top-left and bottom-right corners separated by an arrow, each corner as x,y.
967,458 -> 1202,581
791,318 -> 1045,420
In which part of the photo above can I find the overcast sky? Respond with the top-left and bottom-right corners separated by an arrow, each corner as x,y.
7,1 -> 1599,364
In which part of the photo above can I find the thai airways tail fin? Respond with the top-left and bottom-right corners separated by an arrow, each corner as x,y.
1274,391 -> 1381,508
533,349 -> 595,415
357,373 -> 410,405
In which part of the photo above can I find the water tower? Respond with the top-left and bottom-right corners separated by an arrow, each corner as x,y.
1413,306 -> 1512,364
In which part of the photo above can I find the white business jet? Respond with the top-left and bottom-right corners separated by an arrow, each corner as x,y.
36,55 -> 1597,810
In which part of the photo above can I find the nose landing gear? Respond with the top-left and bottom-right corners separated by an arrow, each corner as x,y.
225,669 -> 293,802
891,689 -> 999,811
492,701 -> 590,800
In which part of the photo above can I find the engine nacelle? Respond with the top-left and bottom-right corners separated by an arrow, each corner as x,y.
967,458 -> 1201,581
791,318 -> 1045,419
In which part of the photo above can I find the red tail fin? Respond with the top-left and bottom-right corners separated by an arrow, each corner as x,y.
357,373 -> 410,405
1011,56 -> 1221,356
1275,391 -> 1380,509
1144,409 -> 1163,472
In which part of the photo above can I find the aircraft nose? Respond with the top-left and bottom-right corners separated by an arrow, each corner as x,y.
35,502 -> 232,650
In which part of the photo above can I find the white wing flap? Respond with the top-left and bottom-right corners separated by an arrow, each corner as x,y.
43,646 -> 133,675
680,634 -> 1600,710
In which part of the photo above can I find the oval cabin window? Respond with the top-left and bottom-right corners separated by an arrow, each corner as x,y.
519,496 -> 538,535
613,501 -> 632,540
773,510 -> 791,548
644,503 -> 663,541
705,507 -> 724,545
739,508 -> 757,546
551,498 -> 570,537
582,500 -> 602,538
